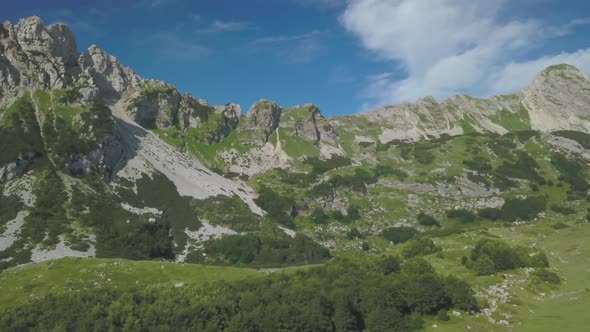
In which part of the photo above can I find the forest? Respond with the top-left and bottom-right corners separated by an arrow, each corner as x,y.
0,256 -> 478,332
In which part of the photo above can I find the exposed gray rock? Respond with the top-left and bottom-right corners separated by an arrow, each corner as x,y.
208,103 -> 242,144
15,16 -> 77,62
240,99 -> 282,145
78,45 -> 146,102
124,84 -> 181,129
62,133 -> 124,179
523,64 -> 590,132
280,104 -> 338,145
0,17 -> 80,93
330,65 -> 590,143
0,157 -> 30,182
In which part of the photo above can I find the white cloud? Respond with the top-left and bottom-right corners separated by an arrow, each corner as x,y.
340,0 -> 590,108
490,48 -> 590,94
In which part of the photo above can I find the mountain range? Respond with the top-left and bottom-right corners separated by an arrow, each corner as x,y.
1,16 -> 590,331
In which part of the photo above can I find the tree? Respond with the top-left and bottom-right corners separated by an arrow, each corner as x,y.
332,292 -> 363,332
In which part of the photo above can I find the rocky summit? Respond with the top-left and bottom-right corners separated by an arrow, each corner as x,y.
1,16 -> 590,332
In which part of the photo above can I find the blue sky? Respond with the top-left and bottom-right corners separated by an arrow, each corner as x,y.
3,0 -> 590,116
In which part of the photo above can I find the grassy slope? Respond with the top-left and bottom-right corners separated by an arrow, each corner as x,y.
419,220 -> 590,331
0,258 -> 264,310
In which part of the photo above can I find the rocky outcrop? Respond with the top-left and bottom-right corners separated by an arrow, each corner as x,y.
77,45 -> 146,102
280,104 -> 338,145
0,152 -> 35,182
0,16 -> 80,97
523,64 -> 590,133
209,103 -> 242,144
124,85 -> 181,129
331,65 -> 590,143
63,133 -> 124,179
240,99 -> 282,145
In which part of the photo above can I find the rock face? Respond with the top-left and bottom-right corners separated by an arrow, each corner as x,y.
280,104 -> 339,145
0,16 -> 217,134
240,99 -> 282,145
0,16 -> 80,97
238,101 -> 339,147
62,133 -> 124,179
77,45 -> 146,102
124,85 -> 182,129
523,64 -> 590,133
0,153 -> 34,182
209,103 -> 242,144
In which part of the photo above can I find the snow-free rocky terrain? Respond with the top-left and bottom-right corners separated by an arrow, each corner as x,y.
2,16 -> 590,331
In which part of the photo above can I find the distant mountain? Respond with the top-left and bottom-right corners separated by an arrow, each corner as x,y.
331,64 -> 590,143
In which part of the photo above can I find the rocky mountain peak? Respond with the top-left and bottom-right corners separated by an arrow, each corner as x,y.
241,99 -> 282,144
280,104 -> 339,145
78,44 -> 146,101
0,16 -> 81,95
14,16 -> 78,62
522,64 -> 590,132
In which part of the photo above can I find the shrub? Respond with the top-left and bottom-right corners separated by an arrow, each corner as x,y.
0,195 -> 23,227
553,130 -> 590,149
204,234 -> 330,267
361,241 -> 370,251
417,213 -> 440,227
463,156 -> 492,173
488,139 -> 516,159
382,227 -> 418,244
533,269 -> 561,284
468,239 -> 549,275
446,209 -> 477,223
205,234 -> 261,264
550,204 -> 576,215
473,254 -> 496,275
437,309 -> 450,321
477,208 -> 502,221
552,153 -> 589,193
401,257 -> 435,276
375,165 -> 408,179
255,186 -> 296,228
403,238 -> 441,258
309,168 -> 379,196
471,239 -> 522,271
501,197 -> 546,221
193,195 -> 261,232
495,151 -> 542,182
310,208 -> 331,224
305,155 -> 352,175
347,228 -> 363,240
0,98 -> 45,165
377,255 -> 401,274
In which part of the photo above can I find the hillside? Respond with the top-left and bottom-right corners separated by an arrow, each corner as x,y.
1,16 -> 590,331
